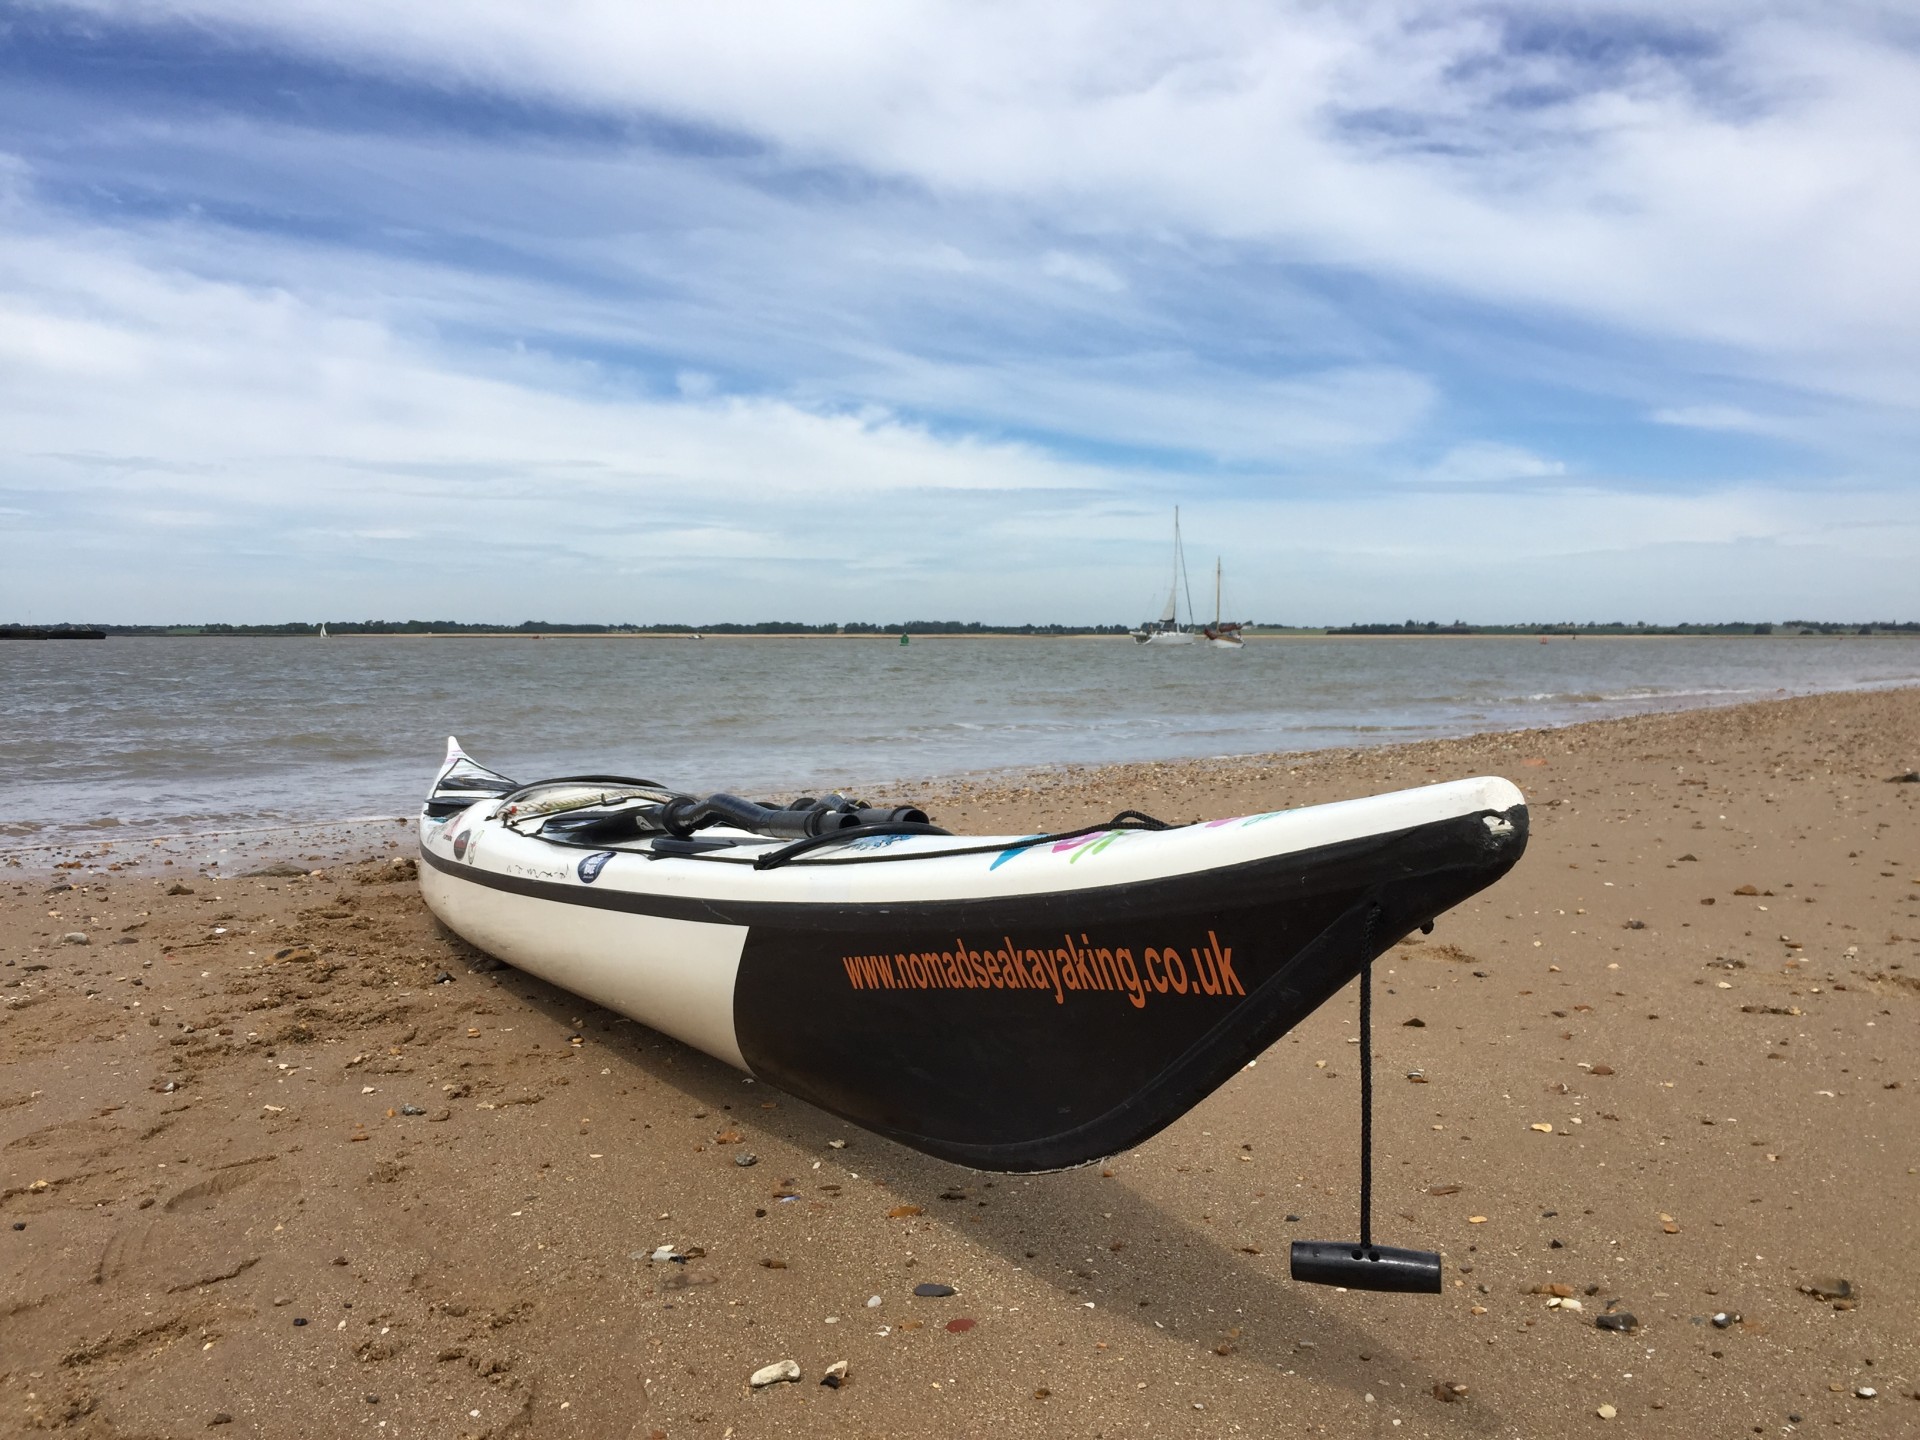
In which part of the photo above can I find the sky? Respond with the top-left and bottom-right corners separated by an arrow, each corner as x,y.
2,2 -> 1918,626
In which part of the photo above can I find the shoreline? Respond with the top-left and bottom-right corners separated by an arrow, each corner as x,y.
3,685 -> 1917,1435
7,683 -> 1916,879
30,637 -> 1920,648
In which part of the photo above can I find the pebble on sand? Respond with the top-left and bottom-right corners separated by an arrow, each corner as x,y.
60,931 -> 89,945
749,1359 -> 801,1388
1798,1278 -> 1852,1301
1596,1402 -> 1618,1419
821,1360 -> 849,1388
913,1282 -> 957,1298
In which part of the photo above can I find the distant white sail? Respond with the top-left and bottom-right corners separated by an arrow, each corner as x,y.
1133,508 -> 1197,645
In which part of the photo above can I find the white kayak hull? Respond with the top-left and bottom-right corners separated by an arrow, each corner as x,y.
420,749 -> 1527,1171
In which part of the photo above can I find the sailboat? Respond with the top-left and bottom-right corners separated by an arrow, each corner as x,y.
1203,559 -> 1245,649
318,623 -> 329,639
1132,508 -> 1197,645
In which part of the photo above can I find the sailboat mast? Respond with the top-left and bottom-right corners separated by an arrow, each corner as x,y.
1178,511 -> 1195,630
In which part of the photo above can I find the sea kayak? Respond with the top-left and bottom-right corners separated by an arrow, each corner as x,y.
418,740 -> 1527,1172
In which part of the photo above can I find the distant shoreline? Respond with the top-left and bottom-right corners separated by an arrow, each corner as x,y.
9,629 -> 1919,642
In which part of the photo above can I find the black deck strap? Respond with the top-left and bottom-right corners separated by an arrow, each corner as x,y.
747,809 -> 1175,871
528,807 -> 1183,869
497,774 -> 674,805
751,822 -> 953,871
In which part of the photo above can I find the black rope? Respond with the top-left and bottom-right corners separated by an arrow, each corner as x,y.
750,822 -> 951,871
1358,903 -> 1381,1251
529,808 -> 1179,868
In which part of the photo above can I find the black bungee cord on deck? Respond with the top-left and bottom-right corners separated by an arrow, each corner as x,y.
1290,903 -> 1445,1294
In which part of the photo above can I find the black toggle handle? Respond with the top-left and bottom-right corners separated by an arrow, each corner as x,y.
1289,1240 -> 1443,1294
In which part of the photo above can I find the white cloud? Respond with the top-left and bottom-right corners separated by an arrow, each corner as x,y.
1040,250 -> 1125,293
4,3 -> 1918,623
1651,405 -> 1774,432
50,1 -> 1920,404
1419,442 -> 1569,486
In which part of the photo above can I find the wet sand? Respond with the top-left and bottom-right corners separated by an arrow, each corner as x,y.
3,687 -> 1917,1438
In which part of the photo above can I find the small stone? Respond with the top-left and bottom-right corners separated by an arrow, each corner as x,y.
913,1282 -> 956,1298
1799,1278 -> 1852,1301
364,1394 -> 379,1405
1597,1402 -> 1617,1419
1623,920 -> 1646,930
1433,1381 -> 1468,1402
649,1246 -> 678,1263
293,1317 -> 307,1327
946,1317 -> 976,1333
167,883 -> 195,895
1594,1312 -> 1638,1333
821,1360 -> 849,1389
61,932 -> 89,945
749,1359 -> 801,1388
209,1413 -> 232,1427
866,1295 -> 882,1308
1401,1017 -> 1426,1027
1711,1311 -> 1733,1328
434,971 -> 455,984
735,1153 -> 758,1168
400,1104 -> 426,1116
1855,1386 -> 1876,1399
1530,1122 -> 1554,1133
10,1222 -> 23,1232
828,1139 -> 847,1149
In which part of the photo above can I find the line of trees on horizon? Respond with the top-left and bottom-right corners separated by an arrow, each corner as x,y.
6,618 -> 1918,638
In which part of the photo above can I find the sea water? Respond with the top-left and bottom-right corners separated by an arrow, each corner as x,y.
3,634 -> 1917,849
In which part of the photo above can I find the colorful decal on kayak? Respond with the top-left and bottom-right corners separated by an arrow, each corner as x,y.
577,851 -> 617,884
451,829 -> 472,861
846,833 -> 913,851
987,828 -> 1142,871
838,930 -> 1243,1009
988,836 -> 1045,871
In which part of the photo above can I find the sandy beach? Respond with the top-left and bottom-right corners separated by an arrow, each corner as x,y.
3,687 -> 1917,1438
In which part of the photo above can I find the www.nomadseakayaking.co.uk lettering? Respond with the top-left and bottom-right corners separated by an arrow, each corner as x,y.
839,931 -> 1242,1008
